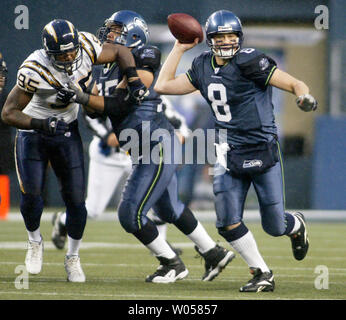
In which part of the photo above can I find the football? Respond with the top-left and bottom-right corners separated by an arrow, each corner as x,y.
167,13 -> 204,44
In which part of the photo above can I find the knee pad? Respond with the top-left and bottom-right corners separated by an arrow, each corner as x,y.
20,193 -> 44,231
65,202 -> 87,240
218,221 -> 248,242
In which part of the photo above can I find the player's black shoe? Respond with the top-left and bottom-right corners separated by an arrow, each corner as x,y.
51,212 -> 67,250
239,267 -> 275,292
194,244 -> 235,281
290,212 -> 309,261
145,255 -> 188,283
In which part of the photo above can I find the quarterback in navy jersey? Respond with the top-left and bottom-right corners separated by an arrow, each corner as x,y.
155,10 -> 317,292
58,10 -> 235,284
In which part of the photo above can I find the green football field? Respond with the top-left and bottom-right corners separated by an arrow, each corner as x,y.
0,214 -> 345,301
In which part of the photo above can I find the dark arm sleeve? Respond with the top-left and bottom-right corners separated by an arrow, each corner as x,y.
103,88 -> 132,119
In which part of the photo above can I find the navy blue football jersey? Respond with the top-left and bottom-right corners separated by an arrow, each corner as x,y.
97,44 -> 172,151
186,48 -> 278,146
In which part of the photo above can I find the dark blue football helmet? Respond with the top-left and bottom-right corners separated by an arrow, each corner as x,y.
205,10 -> 243,58
97,10 -> 149,48
42,19 -> 82,74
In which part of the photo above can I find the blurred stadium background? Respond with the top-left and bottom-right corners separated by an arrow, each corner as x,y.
0,0 -> 345,216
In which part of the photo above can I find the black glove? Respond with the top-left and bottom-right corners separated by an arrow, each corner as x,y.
126,79 -> 148,104
57,81 -> 90,105
31,117 -> 69,135
296,94 -> 318,112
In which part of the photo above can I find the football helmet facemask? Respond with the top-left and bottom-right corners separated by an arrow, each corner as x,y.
96,10 -> 149,48
42,19 -> 82,75
205,10 -> 244,59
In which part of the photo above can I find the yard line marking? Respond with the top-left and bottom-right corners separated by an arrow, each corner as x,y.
1,261 -> 345,273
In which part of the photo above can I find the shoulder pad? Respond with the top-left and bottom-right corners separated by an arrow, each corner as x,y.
235,48 -> 264,65
132,45 -> 161,71
79,32 -> 102,64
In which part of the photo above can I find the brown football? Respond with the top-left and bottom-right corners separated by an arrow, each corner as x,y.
167,13 -> 204,43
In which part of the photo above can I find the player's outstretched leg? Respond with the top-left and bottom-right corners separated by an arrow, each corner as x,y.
289,212 -> 309,261
25,238 -> 44,275
145,255 -> 188,283
51,211 -> 67,250
239,267 -> 275,293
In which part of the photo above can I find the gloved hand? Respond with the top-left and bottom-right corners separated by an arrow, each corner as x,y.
31,116 -> 69,135
98,139 -> 111,157
296,94 -> 318,112
57,81 -> 90,105
126,79 -> 148,104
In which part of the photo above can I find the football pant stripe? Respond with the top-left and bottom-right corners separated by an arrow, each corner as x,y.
136,143 -> 164,229
14,133 -> 25,194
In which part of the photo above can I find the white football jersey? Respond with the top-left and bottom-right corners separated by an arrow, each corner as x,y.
17,32 -> 102,123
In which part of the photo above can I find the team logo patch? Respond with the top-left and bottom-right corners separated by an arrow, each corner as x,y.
140,49 -> 155,59
243,159 -> 263,168
259,57 -> 269,71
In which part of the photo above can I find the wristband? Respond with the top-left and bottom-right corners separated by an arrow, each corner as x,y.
30,118 -> 44,130
124,67 -> 138,80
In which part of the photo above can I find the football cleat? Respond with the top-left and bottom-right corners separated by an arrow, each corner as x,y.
25,239 -> 44,275
64,255 -> 86,282
194,244 -> 235,281
290,212 -> 309,261
51,212 -> 67,250
239,267 -> 275,292
145,255 -> 188,283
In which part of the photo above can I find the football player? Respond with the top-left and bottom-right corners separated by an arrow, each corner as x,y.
1,19 -> 146,282
58,10 -> 235,283
154,10 -> 316,292
52,97 -> 188,257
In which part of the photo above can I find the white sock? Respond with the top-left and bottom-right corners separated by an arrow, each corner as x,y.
156,223 -> 167,240
230,231 -> 270,273
289,214 -> 301,235
146,234 -> 176,259
67,236 -> 82,256
27,228 -> 42,242
187,222 -> 215,254
60,212 -> 67,225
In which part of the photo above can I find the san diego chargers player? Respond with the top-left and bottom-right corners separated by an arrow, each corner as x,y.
1,19 -> 147,282
58,10 -> 235,284
154,10 -> 316,291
